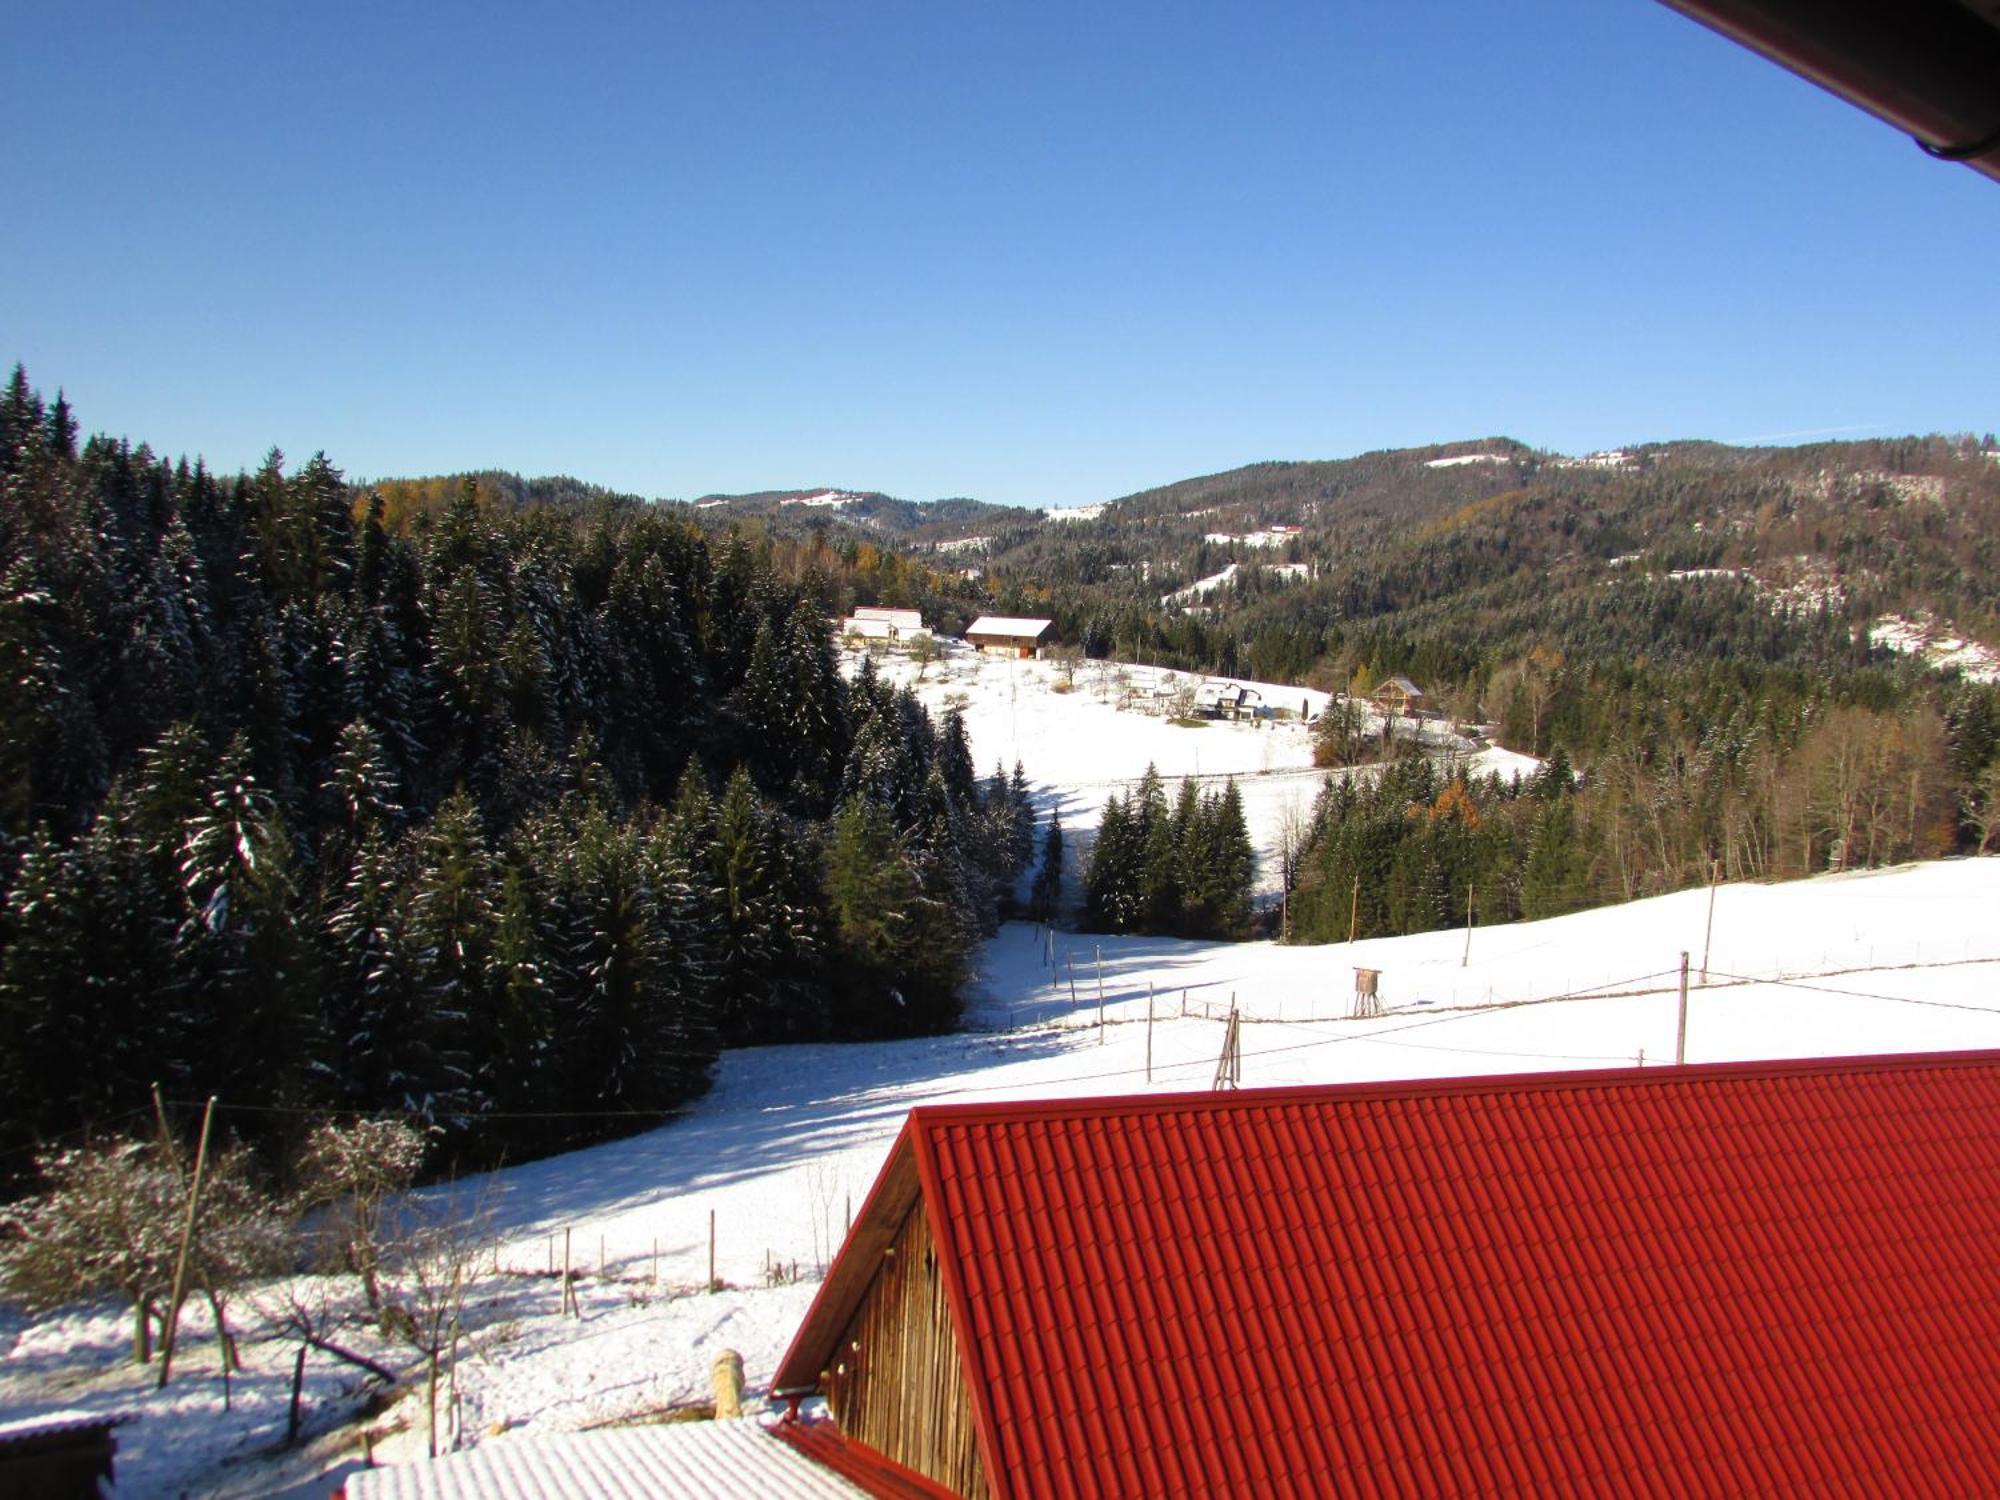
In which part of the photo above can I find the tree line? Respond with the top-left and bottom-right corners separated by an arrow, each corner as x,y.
1084,767 -> 1255,939
0,367 -> 1039,1182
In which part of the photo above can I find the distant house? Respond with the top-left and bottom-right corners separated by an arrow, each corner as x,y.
1194,681 -> 1262,721
1371,674 -> 1424,716
963,616 -> 1050,658
771,1051 -> 2000,1497
840,607 -> 927,643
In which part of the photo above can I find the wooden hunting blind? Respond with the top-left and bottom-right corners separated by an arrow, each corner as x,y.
1352,965 -> 1382,1018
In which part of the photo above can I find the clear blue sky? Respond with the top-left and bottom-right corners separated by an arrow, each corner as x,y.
4,1 -> 1995,508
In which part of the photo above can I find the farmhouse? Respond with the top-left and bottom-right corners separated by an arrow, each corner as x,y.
841,607 -> 928,643
771,1051 -> 2000,1497
1370,673 -> 1423,715
962,617 -> 1050,658
1196,681 -> 1262,721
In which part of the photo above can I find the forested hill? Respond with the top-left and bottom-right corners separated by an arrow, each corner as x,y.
678,488 -> 1038,541
967,435 -> 2000,690
0,367 -> 1036,1183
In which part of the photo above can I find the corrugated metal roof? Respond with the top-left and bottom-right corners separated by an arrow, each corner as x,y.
0,1409 -> 131,1449
342,1420 -> 870,1500
852,607 -> 923,628
963,617 -> 1050,639
779,1050 -> 2000,1498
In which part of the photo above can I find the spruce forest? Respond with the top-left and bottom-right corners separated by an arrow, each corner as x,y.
0,369 -> 1035,1181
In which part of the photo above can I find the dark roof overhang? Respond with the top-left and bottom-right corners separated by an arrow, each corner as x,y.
1657,0 -> 2000,184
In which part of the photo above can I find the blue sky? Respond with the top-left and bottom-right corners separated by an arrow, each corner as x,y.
5,1 -> 1995,508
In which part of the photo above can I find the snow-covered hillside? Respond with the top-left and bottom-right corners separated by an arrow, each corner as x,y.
1872,613 -> 2000,683
7,644 -> 1990,1498
857,640 -> 1529,900
11,859 -> 1998,1496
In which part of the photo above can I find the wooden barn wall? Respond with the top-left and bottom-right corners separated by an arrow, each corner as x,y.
826,1198 -> 989,1500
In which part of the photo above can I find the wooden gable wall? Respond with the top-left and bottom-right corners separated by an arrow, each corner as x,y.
824,1196 -> 989,1500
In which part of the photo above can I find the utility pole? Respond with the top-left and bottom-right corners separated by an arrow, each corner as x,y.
1675,950 -> 1690,1066
1348,873 -> 1360,945
1461,886 -> 1475,968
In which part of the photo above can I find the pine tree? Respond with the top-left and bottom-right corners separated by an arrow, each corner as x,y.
1030,810 -> 1065,922
323,830 -> 439,1113
407,792 -> 497,1125
175,737 -> 313,1107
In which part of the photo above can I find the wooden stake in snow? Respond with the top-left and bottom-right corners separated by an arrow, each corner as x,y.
158,1094 -> 216,1389
1212,1005 -> 1242,1090
1701,859 -> 1720,984
563,1227 -> 574,1317
1676,951 -> 1691,1066
1096,946 -> 1105,1043
708,1209 -> 717,1292
1146,983 -> 1155,1083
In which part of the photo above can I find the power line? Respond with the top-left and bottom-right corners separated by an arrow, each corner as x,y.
160,1099 -> 691,1123
1705,969 -> 2000,1017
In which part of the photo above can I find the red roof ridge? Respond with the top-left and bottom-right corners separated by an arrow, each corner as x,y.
776,1419 -> 963,1500
899,1045 -> 2000,1130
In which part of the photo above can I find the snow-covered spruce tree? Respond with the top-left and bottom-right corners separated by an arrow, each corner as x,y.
544,805 -> 717,1124
1029,810 -> 1065,923
782,603 -> 848,816
1084,792 -> 1142,932
323,829 -> 451,1116
407,791 -> 497,1128
0,829 -> 88,1159
176,736 -> 314,1109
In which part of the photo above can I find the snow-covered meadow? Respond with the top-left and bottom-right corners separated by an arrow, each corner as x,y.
858,639 -> 1532,901
4,644 -> 1996,1498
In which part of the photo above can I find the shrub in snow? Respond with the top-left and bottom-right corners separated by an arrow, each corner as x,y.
0,1136 -> 286,1365
293,1116 -> 428,1315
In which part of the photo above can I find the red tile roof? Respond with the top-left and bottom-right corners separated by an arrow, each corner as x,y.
776,1419 -> 965,1500
777,1050 -> 2000,1497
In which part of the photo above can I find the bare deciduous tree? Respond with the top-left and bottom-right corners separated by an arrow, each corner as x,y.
381,1184 -> 493,1458
293,1116 -> 427,1315
0,1137 -> 285,1368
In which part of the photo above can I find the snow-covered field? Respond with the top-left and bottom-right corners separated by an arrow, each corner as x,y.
1872,612 -> 2000,683
863,641 -> 1529,899
6,647 -> 1994,1498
